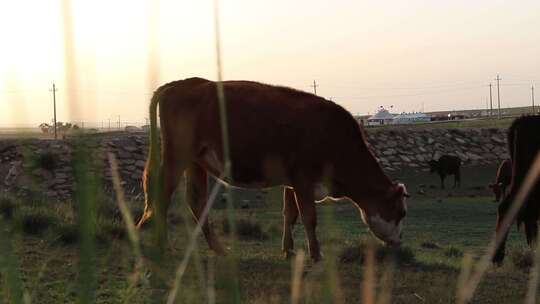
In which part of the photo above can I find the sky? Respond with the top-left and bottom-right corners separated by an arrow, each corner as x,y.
1,0 -> 539,127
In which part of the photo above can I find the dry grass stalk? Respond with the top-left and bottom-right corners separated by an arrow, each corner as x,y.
456,252 -> 473,304
207,256 -> 216,304
525,231 -> 540,303
461,152 -> 540,302
291,250 -> 305,304
376,258 -> 396,304
362,242 -> 376,304
60,0 -> 79,119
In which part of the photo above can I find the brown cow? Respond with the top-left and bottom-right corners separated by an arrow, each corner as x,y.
493,115 -> 540,264
137,77 -> 408,261
489,159 -> 512,202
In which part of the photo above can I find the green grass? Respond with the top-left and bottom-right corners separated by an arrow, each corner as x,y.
0,164 -> 535,303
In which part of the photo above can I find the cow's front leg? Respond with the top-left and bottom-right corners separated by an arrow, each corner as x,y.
440,174 -> 446,189
282,187 -> 299,259
185,163 -> 226,255
493,196 -> 512,264
293,181 -> 321,262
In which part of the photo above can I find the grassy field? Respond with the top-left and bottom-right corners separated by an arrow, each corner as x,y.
0,163 -> 537,303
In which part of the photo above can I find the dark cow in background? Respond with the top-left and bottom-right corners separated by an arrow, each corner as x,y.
493,115 -> 540,264
428,155 -> 461,189
489,159 -> 512,202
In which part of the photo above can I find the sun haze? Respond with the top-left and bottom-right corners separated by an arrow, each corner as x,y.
1,0 -> 539,127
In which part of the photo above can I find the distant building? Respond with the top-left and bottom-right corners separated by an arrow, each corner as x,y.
367,108 -> 395,126
393,112 -> 431,124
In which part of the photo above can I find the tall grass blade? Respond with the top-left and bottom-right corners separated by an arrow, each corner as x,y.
166,178 -> 223,304
461,152 -> 540,302
213,0 -> 240,302
107,153 -> 146,302
0,221 -> 24,304
74,141 -> 98,304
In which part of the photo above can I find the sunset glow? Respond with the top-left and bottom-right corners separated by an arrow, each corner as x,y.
1,0 -> 539,127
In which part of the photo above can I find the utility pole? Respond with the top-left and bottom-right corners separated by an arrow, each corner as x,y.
495,74 -> 502,119
532,85 -> 536,114
49,83 -> 58,140
108,118 -> 111,130
311,80 -> 318,95
118,115 -> 121,129
488,83 -> 493,117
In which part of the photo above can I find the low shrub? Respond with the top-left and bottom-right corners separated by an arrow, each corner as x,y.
444,246 -> 463,258
222,218 -> 268,241
0,197 -> 16,219
31,151 -> 59,171
56,223 -> 79,245
421,241 -> 441,249
509,248 -> 534,270
339,241 -> 415,265
15,208 -> 57,235
96,218 -> 126,243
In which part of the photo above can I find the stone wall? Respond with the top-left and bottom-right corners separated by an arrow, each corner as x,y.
365,127 -> 509,172
0,127 -> 509,199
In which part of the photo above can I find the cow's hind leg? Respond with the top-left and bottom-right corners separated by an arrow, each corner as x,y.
525,218 -> 538,248
282,187 -> 299,259
440,174 -> 446,189
493,196 -> 513,264
137,154 -> 184,252
293,181 -> 321,262
185,163 -> 226,255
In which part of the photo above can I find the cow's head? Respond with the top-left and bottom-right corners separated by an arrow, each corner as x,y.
427,160 -> 438,173
359,183 -> 408,247
488,182 -> 504,202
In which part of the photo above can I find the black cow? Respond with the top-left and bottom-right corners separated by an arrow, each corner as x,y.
428,155 -> 461,189
493,115 -> 540,264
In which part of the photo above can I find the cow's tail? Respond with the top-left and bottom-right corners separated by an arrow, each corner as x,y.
137,87 -> 165,229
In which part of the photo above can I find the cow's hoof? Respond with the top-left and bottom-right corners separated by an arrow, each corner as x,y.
136,212 -> 154,230
210,242 -> 227,256
283,250 -> 296,259
492,251 -> 505,266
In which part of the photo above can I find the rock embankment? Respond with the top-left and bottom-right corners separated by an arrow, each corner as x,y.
365,127 -> 508,172
0,127 -> 509,199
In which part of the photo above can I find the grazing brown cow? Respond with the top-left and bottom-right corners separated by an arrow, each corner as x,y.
137,77 -> 408,261
489,159 -> 512,202
493,115 -> 540,264
427,155 -> 461,189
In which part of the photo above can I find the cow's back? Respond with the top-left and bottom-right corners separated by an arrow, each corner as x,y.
160,78 -> 368,185
438,155 -> 461,174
